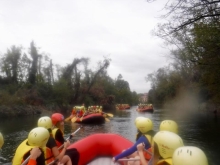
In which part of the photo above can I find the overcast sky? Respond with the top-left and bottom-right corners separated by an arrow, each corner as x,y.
0,0 -> 170,93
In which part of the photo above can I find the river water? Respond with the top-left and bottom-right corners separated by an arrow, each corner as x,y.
0,106 -> 219,165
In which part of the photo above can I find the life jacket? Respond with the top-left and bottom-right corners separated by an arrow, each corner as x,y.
136,133 -> 153,161
52,128 -> 63,148
157,158 -> 172,165
72,109 -> 76,115
143,134 -> 153,161
12,139 -> 53,165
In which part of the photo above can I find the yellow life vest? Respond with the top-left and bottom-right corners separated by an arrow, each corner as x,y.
157,158 -> 172,165
12,138 -> 54,165
52,128 -> 63,148
12,139 -> 46,165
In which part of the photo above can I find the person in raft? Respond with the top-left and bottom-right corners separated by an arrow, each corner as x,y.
172,146 -> 208,165
136,119 -> 179,165
113,117 -> 155,165
12,127 -> 50,165
51,113 -> 80,165
137,131 -> 184,165
38,116 -> 72,165
159,120 -> 178,134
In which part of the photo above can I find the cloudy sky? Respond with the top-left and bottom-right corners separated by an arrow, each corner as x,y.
0,0 -> 170,93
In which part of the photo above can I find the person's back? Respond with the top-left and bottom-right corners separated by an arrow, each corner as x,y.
12,127 -> 49,165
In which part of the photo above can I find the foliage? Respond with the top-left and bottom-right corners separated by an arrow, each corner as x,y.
0,42 -> 139,110
146,0 -> 220,108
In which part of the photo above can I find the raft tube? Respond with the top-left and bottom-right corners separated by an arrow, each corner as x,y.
75,113 -> 105,124
68,133 -> 133,165
136,107 -> 154,113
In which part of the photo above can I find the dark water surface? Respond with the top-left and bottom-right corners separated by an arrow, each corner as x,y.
0,106 -> 220,165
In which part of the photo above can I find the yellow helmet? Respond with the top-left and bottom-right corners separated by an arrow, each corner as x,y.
159,120 -> 178,134
153,131 -> 184,159
135,116 -> 145,123
135,117 -> 153,133
0,132 -> 4,148
38,116 -> 53,129
172,146 -> 208,165
28,127 -> 49,147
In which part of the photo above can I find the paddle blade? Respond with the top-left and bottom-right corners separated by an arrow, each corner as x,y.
80,117 -> 84,121
106,113 -> 114,118
71,117 -> 77,123
105,117 -> 110,122
65,116 -> 71,122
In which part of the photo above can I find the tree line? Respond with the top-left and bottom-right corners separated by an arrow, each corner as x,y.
0,41 -> 139,111
146,0 -> 220,110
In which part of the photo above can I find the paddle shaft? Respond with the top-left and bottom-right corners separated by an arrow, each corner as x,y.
21,126 -> 82,165
118,158 -> 140,161
58,126 -> 82,149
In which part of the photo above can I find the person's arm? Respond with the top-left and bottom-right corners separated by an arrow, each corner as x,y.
27,148 -> 41,165
52,140 -> 70,161
137,143 -> 148,165
114,135 -> 151,161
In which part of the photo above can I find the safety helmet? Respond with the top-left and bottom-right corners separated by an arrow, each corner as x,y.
0,132 -> 4,148
28,127 -> 49,147
135,117 -> 153,133
38,116 -> 53,129
153,131 -> 184,159
51,113 -> 64,125
135,116 -> 145,122
159,120 -> 178,134
172,146 -> 208,165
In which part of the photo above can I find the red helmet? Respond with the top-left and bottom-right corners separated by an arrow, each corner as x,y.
51,113 -> 64,125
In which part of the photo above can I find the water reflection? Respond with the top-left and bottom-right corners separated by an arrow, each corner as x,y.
0,106 -> 220,165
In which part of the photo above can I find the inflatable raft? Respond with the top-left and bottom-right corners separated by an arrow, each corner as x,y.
136,107 -> 154,112
67,133 -> 133,165
74,113 -> 105,124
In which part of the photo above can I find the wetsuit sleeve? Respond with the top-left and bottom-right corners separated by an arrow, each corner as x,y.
23,148 -> 45,165
114,135 -> 151,161
27,159 -> 37,165
55,129 -> 65,144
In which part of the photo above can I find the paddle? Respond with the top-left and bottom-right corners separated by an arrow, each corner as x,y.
102,112 -> 114,118
65,115 -> 72,122
21,126 -> 82,165
71,116 -> 77,123
118,158 -> 140,161
80,113 -> 86,121
57,125 -> 82,149
47,126 -> 83,165
105,117 -> 110,122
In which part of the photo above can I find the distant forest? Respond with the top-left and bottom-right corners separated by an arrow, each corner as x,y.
0,41 -> 140,111
146,0 -> 220,111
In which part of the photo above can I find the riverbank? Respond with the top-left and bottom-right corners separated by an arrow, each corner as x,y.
0,105 -> 52,118
0,104 -> 116,118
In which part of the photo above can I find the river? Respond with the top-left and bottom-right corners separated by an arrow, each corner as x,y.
0,106 -> 219,165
